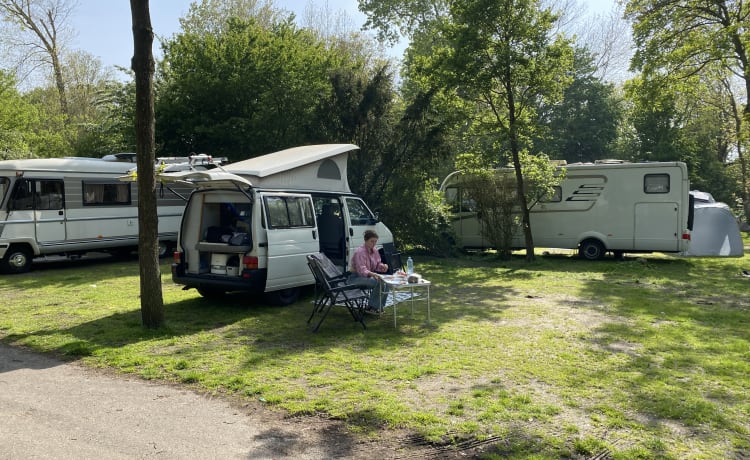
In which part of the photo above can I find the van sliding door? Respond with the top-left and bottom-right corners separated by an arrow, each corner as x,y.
261,193 -> 318,290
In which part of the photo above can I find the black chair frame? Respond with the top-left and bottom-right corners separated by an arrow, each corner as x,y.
306,253 -> 370,332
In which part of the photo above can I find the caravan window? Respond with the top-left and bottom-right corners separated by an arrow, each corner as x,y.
644,174 -> 670,194
264,195 -> 315,229
9,179 -> 63,210
83,181 -> 131,206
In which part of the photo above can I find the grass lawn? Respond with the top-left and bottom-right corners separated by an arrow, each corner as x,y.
1,249 -> 749,459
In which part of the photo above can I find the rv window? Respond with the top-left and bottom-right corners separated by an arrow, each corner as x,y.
35,180 -> 64,210
264,196 -> 315,229
540,186 -> 562,203
83,181 -> 131,206
644,174 -> 670,194
0,177 -> 9,206
9,179 -> 34,210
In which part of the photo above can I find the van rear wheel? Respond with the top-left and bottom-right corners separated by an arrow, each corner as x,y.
265,287 -> 300,306
1,245 -> 33,274
579,239 -> 605,260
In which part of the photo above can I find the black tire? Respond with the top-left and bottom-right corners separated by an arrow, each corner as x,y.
1,245 -> 34,274
579,239 -> 605,260
265,287 -> 300,306
158,241 -> 174,258
196,287 -> 226,299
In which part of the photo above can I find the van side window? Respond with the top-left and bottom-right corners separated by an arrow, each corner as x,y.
346,198 -> 376,225
264,196 -> 315,228
644,174 -> 670,194
83,181 -> 131,205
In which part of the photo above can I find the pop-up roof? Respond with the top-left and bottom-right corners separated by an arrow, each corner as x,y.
223,144 -> 358,192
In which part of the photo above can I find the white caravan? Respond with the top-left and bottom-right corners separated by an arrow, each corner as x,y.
168,144 -> 395,305
440,161 -> 710,259
0,157 -> 192,273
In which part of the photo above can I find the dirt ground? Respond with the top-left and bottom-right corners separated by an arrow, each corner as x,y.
0,343 -> 488,459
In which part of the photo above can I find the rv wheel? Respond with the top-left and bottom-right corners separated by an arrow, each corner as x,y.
1,246 -> 33,274
579,239 -> 605,260
265,287 -> 300,306
158,241 -> 173,258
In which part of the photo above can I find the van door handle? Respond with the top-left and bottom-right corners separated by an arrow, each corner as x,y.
58,210 -> 64,216
349,228 -> 353,236
312,230 -> 317,239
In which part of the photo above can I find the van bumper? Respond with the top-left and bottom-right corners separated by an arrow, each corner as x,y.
171,264 -> 267,293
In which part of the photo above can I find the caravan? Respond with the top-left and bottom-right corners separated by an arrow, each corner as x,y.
168,144 -> 395,305
440,161 -> 742,259
0,157 -> 192,273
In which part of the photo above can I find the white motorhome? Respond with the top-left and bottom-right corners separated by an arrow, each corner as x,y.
0,157 -> 191,273
168,144 -> 395,305
440,161 -> 703,259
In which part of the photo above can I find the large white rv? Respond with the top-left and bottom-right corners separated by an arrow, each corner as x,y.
440,161 -> 705,259
167,144 -> 396,305
0,157 -> 191,273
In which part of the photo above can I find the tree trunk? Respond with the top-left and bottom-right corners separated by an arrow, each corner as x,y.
505,80 -> 534,262
130,0 -> 164,328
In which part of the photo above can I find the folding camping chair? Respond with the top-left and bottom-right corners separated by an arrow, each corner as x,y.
306,253 -> 370,332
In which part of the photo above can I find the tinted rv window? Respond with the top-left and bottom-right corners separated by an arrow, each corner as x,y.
644,174 -> 670,194
0,177 -> 9,205
9,179 -> 63,210
83,181 -> 131,206
264,196 -> 315,228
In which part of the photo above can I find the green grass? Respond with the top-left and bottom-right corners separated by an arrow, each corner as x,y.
1,249 -> 749,459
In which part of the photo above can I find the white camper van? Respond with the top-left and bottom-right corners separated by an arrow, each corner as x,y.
0,157 -> 191,273
440,161 -> 700,259
168,144 -> 395,305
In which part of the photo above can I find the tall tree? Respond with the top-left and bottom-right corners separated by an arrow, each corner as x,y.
436,0 -> 573,261
537,46 -> 623,163
131,0 -> 164,329
0,0 -> 74,118
625,0 -> 750,220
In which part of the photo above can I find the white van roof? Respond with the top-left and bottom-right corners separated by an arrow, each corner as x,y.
223,144 -> 358,192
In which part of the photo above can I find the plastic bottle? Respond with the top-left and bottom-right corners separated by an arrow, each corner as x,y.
406,256 -> 414,275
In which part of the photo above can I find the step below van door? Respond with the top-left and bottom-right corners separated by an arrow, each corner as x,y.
260,192 -> 318,290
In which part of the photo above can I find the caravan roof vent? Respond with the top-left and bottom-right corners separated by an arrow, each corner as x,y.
594,159 -> 629,164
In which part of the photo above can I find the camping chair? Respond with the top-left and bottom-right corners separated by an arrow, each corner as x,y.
306,253 -> 370,332
380,242 -> 403,274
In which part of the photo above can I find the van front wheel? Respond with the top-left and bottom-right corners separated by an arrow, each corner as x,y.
265,287 -> 300,306
579,239 -> 605,260
1,246 -> 33,274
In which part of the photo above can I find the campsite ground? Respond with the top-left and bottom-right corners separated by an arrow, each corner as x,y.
1,249 -> 749,458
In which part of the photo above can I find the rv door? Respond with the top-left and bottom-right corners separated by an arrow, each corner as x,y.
260,192 -> 318,291
11,179 -> 65,245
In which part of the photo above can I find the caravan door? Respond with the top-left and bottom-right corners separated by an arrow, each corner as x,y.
260,192 -> 318,291
634,202 -> 680,251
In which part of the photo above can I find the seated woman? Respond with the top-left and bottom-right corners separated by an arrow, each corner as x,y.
347,230 -> 389,312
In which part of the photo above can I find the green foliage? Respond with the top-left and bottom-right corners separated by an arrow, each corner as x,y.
537,47 -> 623,163
157,18 -> 343,159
